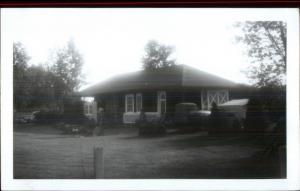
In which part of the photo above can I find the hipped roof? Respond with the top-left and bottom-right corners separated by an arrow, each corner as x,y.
79,64 -> 236,96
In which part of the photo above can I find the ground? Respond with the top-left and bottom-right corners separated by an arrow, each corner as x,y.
14,124 -> 285,179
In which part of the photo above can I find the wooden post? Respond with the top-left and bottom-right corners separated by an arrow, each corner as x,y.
93,147 -> 104,178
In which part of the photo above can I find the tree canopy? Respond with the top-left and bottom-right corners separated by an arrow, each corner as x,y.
142,40 -> 177,71
13,42 -> 31,109
13,40 -> 84,111
51,39 -> 84,94
235,21 -> 286,88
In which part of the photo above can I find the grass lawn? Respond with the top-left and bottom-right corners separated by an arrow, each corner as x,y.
14,124 -> 284,179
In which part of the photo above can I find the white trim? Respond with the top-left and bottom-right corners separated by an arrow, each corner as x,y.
125,94 -> 134,113
157,91 -> 166,114
201,90 -> 229,110
135,93 -> 142,112
207,91 -> 209,110
123,112 -> 160,124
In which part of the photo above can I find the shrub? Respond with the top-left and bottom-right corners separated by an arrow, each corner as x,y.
243,86 -> 286,133
35,110 -> 63,124
34,96 -> 96,135
244,98 -> 269,132
58,117 -> 96,135
208,105 -> 242,134
61,112 -> 91,125
63,96 -> 84,116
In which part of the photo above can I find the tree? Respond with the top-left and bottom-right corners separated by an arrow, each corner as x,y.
142,40 -> 177,71
236,22 -> 286,149
51,39 -> 84,96
25,64 -> 58,109
235,21 -> 286,87
51,40 -> 84,111
13,40 -> 85,112
13,42 -> 31,110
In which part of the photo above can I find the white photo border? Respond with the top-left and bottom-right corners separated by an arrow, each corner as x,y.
1,8 -> 299,191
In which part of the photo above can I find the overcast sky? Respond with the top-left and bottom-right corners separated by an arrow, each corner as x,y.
4,8 -> 292,90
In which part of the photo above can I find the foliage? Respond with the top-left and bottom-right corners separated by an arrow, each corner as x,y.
24,65 -> 59,109
142,40 -> 177,71
51,39 -> 84,95
13,42 -> 31,109
235,21 -> 286,87
63,95 -> 84,115
235,22 -> 286,134
13,40 -> 85,113
244,86 -> 286,133
13,42 -> 30,77
35,96 -> 88,125
209,109 -> 241,134
35,110 -> 63,124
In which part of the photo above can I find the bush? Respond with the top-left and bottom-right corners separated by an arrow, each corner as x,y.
244,86 -> 286,133
34,97 -> 96,135
244,98 -> 269,132
60,113 -> 91,125
59,121 -> 95,136
35,110 -> 63,124
208,108 -> 242,134
63,96 -> 84,116
35,110 -> 91,125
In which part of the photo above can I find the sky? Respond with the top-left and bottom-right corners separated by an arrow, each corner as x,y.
3,8 -> 292,90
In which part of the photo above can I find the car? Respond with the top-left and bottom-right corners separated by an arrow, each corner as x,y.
14,111 -> 40,124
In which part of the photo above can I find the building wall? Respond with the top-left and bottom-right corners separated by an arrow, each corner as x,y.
142,91 -> 157,112
166,90 -> 203,116
96,93 -> 124,124
95,88 -> 230,124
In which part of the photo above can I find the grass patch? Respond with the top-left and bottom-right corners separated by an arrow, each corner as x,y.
14,124 -> 285,179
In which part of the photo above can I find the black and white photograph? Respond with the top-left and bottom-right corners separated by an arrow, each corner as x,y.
1,8 -> 300,191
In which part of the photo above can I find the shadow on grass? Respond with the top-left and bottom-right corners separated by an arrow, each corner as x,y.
155,155 -> 283,179
162,133 -> 276,149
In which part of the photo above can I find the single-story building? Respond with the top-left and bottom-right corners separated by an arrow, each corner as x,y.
79,64 -> 237,124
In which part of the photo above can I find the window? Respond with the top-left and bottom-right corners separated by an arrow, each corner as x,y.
158,91 -> 166,114
136,93 -> 142,112
125,94 -> 134,112
84,104 -> 92,114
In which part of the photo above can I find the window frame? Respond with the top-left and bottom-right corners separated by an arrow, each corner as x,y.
135,93 -> 142,112
125,94 -> 135,113
157,91 -> 166,114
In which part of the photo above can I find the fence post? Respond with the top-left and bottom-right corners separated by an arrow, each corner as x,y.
93,147 -> 104,178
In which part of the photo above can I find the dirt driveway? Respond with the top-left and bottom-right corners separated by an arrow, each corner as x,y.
14,125 -> 282,179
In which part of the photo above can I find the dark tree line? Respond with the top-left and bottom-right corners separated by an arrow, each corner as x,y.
13,40 -> 84,112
